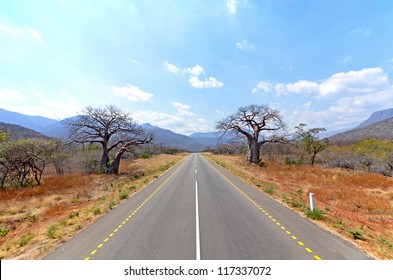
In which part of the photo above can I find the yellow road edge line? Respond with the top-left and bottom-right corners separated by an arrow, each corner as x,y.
83,154 -> 188,260
203,155 -> 323,261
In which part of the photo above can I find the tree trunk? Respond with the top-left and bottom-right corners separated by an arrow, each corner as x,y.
100,142 -> 110,173
246,137 -> 260,164
311,151 -> 316,166
109,148 -> 126,174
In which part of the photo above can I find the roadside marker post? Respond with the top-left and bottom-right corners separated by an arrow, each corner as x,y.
309,193 -> 315,211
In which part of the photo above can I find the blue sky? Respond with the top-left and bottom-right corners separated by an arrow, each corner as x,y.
1,0 -> 393,135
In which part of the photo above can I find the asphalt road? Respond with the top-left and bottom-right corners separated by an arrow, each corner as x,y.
44,153 -> 371,260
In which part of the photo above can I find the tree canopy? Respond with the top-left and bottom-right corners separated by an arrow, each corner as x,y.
63,105 -> 152,174
217,104 -> 287,164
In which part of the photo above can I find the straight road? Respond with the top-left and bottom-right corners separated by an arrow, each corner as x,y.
45,153 -> 371,260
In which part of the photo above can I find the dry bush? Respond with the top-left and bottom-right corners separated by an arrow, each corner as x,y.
206,153 -> 393,259
0,153 -> 187,260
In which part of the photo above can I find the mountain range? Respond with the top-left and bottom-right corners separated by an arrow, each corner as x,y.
1,107 -> 393,149
0,108 -> 229,151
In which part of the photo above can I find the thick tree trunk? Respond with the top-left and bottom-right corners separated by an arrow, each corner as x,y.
110,149 -> 126,174
100,142 -> 110,173
246,137 -> 260,164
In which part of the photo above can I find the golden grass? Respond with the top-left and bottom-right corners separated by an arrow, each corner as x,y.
205,153 -> 393,260
0,153 -> 188,259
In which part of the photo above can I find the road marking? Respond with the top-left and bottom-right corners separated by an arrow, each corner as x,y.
195,181 -> 201,260
203,155 -> 323,261
84,155 -> 189,260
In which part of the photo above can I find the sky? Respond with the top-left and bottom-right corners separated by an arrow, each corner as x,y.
1,0 -> 393,135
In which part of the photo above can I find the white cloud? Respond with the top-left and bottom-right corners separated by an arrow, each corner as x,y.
0,89 -> 26,102
165,61 -> 223,89
112,84 -> 154,102
186,64 -> 204,76
227,0 -> 238,14
252,81 -> 273,94
164,61 -> 180,74
126,58 -> 141,66
134,110 -> 212,135
236,39 -> 253,50
0,90 -> 82,120
0,23 -> 42,41
254,68 -> 389,97
172,102 -> 195,116
189,76 -> 223,89
256,68 -> 393,132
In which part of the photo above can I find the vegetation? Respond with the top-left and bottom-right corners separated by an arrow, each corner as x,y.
0,153 -> 187,259
205,153 -> 393,259
295,123 -> 329,165
1,138 -> 59,188
216,104 -> 287,164
62,105 -> 152,174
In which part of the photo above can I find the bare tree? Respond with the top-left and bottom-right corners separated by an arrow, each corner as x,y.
217,104 -> 287,164
63,105 -> 152,174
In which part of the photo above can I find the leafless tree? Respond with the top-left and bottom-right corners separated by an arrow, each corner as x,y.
217,104 -> 287,164
63,105 -> 152,174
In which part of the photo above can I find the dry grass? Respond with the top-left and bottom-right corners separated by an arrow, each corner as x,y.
0,153 -> 188,260
205,153 -> 393,260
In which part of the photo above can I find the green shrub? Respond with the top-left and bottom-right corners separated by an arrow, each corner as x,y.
47,225 -> 57,239
92,206 -> 101,215
18,233 -> 33,246
108,201 -> 116,210
119,191 -> 128,200
264,183 -> 276,195
25,211 -> 36,222
140,153 -> 150,159
349,229 -> 364,240
0,228 -> 10,237
306,208 -> 325,220
71,195 -> 80,204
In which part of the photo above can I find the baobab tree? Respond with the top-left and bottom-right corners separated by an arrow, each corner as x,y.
217,104 -> 287,164
63,105 -> 152,174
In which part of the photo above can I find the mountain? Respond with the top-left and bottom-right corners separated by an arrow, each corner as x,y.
356,108 -> 393,128
0,122 -> 48,140
0,108 -> 59,135
0,108 -> 213,151
189,131 -> 237,147
141,123 -> 207,152
329,117 -> 393,144
319,128 -> 351,139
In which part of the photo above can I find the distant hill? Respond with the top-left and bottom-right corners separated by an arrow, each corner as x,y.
356,108 -> 393,128
329,117 -> 393,144
0,108 -> 236,152
140,123 -> 207,152
0,108 -> 59,135
0,122 -> 48,140
189,131 -> 237,147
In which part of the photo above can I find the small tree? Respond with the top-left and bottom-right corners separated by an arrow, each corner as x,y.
217,105 -> 287,164
295,123 -> 329,165
63,105 -> 152,174
2,138 -> 58,187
